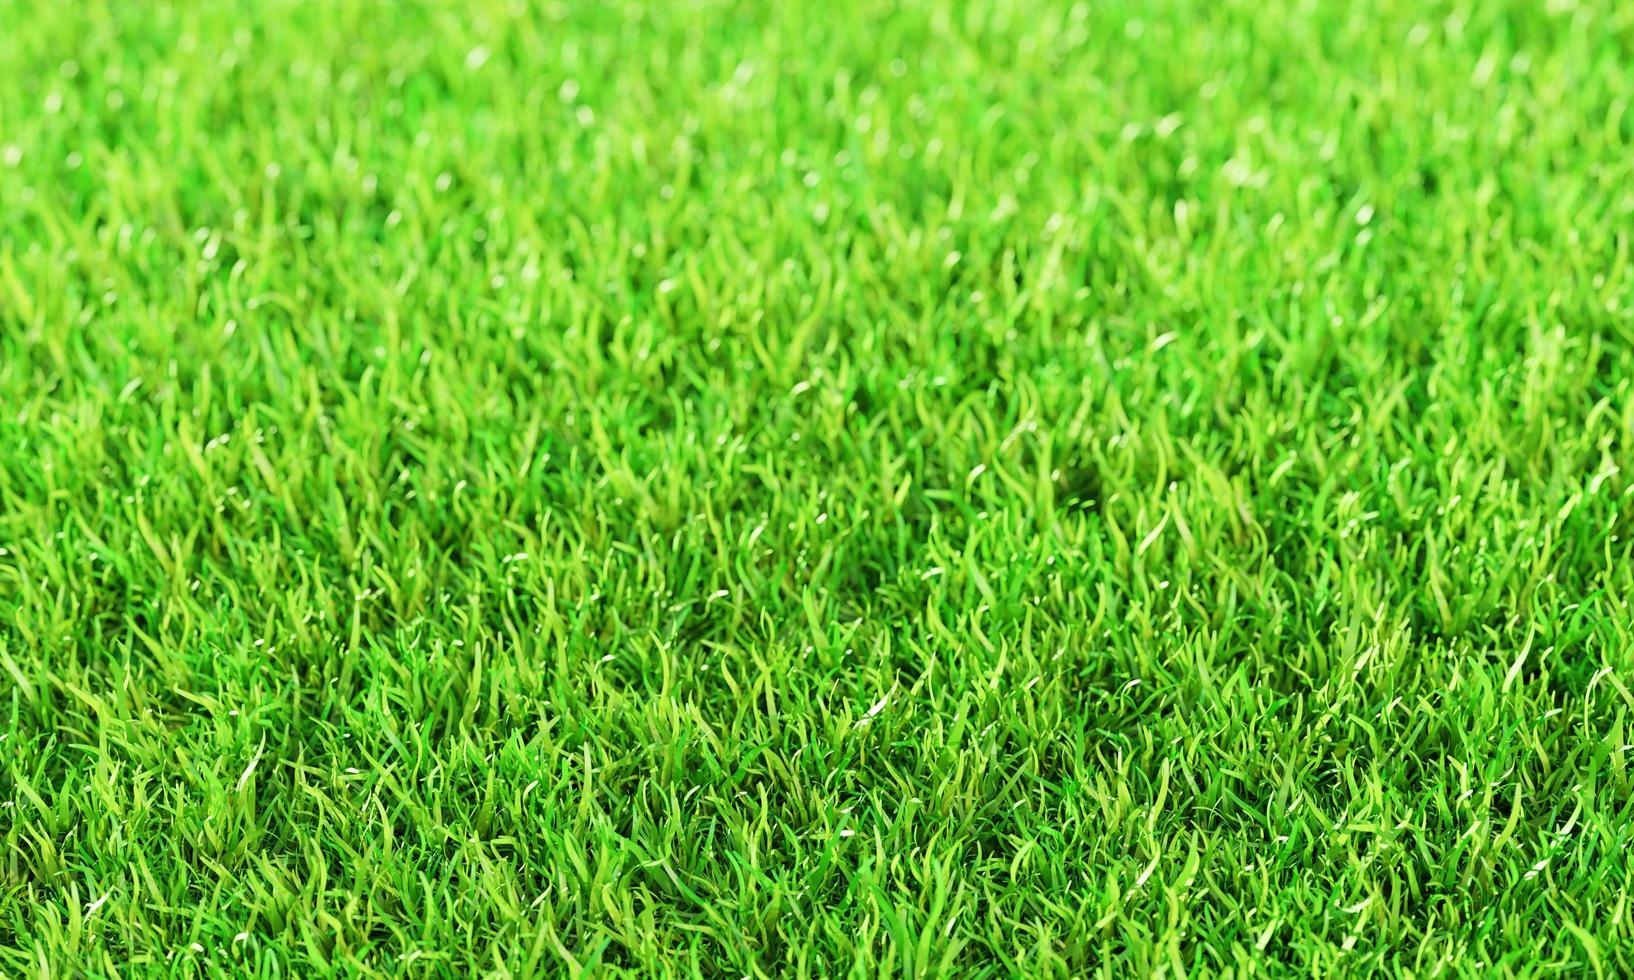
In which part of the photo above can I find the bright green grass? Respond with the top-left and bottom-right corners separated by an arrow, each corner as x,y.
4,0 -> 1634,976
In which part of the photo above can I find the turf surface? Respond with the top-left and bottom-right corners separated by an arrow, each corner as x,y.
5,0 -> 1634,975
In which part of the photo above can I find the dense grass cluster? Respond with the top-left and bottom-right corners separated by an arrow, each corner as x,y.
5,0 -> 1634,975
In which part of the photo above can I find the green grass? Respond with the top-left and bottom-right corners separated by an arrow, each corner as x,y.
4,0 -> 1634,975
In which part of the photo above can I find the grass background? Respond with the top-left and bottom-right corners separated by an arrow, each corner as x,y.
4,0 -> 1634,975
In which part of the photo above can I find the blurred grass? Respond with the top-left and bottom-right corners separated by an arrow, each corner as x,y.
3,0 -> 1634,975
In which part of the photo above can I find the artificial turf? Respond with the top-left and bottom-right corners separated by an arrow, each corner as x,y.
4,0 -> 1634,975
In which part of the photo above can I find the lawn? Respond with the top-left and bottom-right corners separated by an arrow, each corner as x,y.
4,0 -> 1634,975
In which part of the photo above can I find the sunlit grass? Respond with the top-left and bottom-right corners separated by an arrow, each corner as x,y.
4,0 -> 1634,975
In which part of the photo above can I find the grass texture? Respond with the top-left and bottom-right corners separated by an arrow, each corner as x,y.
5,0 -> 1634,976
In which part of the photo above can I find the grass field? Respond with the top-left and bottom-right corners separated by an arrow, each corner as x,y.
4,0 -> 1634,975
